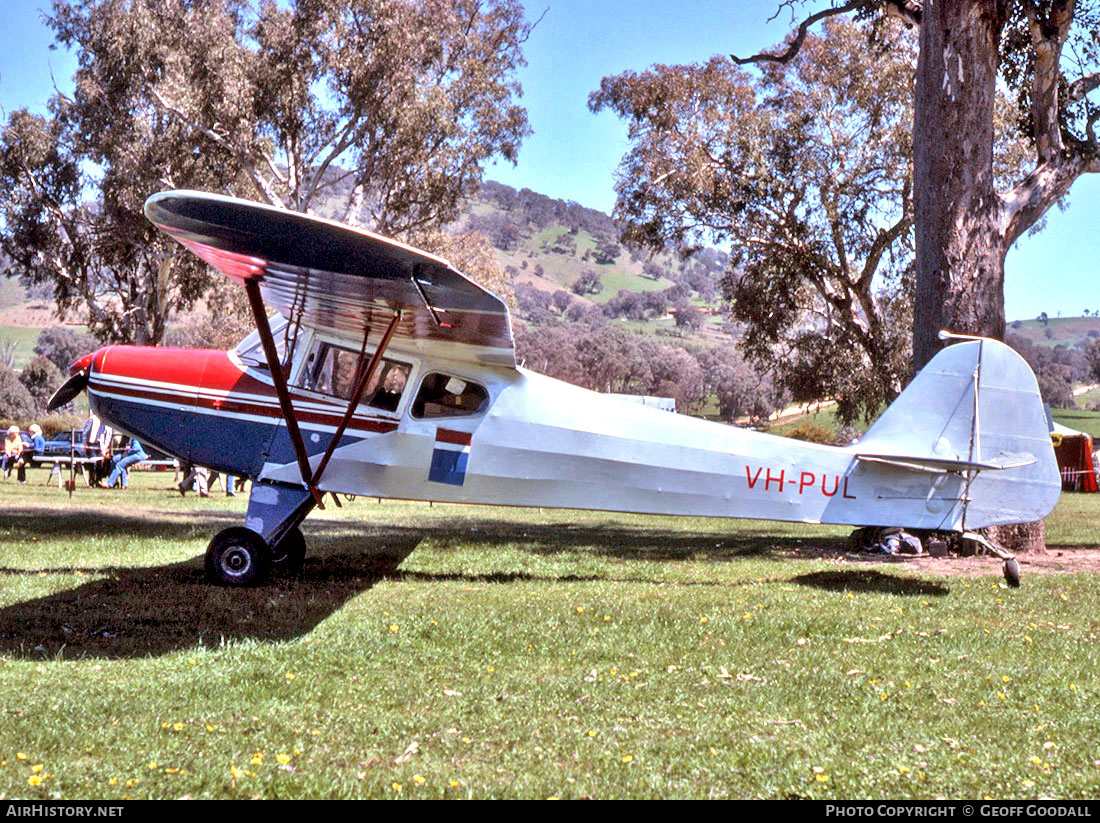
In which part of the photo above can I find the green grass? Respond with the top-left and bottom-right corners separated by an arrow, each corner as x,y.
1053,408 -> 1100,439
0,326 -> 46,370
0,471 -> 1099,799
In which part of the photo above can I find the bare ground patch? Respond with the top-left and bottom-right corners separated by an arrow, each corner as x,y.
847,546 -> 1100,577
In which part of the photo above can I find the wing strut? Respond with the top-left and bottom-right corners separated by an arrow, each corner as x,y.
244,278 -> 326,509
308,310 -> 403,490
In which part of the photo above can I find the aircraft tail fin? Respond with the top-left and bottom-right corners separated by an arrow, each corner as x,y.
855,337 -> 1060,529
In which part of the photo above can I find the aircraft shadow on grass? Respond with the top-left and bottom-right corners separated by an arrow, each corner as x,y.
0,507 -> 947,660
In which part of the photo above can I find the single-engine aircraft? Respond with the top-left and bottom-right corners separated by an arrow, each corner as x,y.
49,191 -> 1061,588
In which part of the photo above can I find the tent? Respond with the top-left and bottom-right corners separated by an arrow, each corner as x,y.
1051,421 -> 1098,493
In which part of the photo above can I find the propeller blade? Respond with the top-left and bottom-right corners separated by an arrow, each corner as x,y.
47,369 -> 89,412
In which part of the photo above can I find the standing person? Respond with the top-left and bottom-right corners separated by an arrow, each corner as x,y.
2,426 -> 23,479
101,437 -> 147,489
82,413 -> 113,486
178,464 -> 210,497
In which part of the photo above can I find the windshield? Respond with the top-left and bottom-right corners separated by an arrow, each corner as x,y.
235,313 -> 291,370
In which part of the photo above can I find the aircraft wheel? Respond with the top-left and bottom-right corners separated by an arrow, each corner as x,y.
1003,558 -> 1021,588
206,527 -> 271,587
271,525 -> 306,575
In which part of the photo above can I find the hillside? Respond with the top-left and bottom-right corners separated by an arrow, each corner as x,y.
1008,315 -> 1100,348
450,181 -> 730,342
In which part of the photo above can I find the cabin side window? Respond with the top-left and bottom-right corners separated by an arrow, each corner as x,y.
297,339 -> 411,413
412,373 -> 489,418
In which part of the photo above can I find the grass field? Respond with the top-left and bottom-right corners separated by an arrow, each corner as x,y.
0,326 -> 46,371
0,471 -> 1098,799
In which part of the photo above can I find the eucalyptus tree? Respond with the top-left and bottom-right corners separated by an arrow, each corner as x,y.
730,0 -> 1100,552
591,17 -> 917,422
0,0 -> 532,344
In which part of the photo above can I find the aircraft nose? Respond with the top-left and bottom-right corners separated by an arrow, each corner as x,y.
46,348 -> 105,412
68,350 -> 97,376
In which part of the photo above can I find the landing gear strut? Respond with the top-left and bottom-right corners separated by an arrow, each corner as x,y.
962,531 -> 1021,588
271,525 -> 307,575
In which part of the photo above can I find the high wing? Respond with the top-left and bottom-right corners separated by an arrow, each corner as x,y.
144,190 -> 515,367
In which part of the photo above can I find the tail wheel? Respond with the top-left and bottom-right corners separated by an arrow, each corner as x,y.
206,527 -> 271,587
271,525 -> 307,575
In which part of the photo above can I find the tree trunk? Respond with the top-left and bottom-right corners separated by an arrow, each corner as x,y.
913,0 -> 1007,369
913,0 -> 1044,553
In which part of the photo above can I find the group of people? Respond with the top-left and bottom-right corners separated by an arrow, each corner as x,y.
2,413 -> 243,496
1,423 -> 45,484
177,464 -> 240,498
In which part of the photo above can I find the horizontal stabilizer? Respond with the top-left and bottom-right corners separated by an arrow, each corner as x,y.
855,451 -> 1038,475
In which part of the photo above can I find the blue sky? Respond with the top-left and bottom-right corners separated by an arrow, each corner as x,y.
2,0 -> 1098,322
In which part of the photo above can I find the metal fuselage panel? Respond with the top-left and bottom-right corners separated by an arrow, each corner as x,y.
84,342 -> 991,531
266,367 -> 968,529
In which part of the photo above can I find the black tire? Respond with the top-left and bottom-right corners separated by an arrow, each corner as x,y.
205,527 -> 272,587
271,525 -> 306,575
1003,558 -> 1021,588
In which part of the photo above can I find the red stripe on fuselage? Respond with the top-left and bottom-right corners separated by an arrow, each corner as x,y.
90,346 -> 399,434
435,428 -> 472,446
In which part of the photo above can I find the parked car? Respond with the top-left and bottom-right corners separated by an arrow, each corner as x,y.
40,429 -> 94,459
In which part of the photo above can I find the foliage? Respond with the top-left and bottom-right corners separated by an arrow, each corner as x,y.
1,0 -> 533,344
0,364 -> 38,420
1086,339 -> 1100,385
33,327 -> 98,372
591,17 -> 916,423
695,343 -> 784,424
671,298 -> 705,332
571,270 -> 604,296
163,279 -> 255,351
18,356 -> 65,415
0,107 -> 216,344
1007,333 -> 1089,408
515,323 -> 741,414
782,420 -> 835,445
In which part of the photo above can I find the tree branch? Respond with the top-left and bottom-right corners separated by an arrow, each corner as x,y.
150,87 -> 287,208
1068,72 -> 1100,103
1022,0 -> 1076,163
731,0 -> 872,65
1001,150 -> 1098,243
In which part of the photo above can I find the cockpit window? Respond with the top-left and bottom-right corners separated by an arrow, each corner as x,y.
412,373 -> 489,418
297,338 -> 410,413
235,313 -> 290,370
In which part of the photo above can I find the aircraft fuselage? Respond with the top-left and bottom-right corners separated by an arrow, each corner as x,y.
83,335 -> 998,533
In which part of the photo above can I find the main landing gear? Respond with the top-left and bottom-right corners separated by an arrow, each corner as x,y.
205,480 -> 317,586
205,524 -> 308,586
